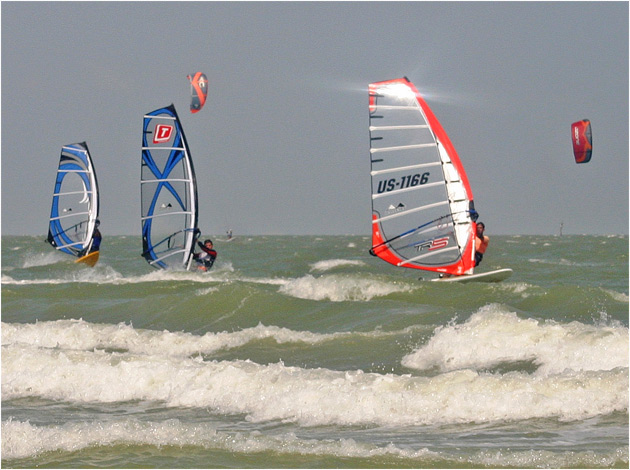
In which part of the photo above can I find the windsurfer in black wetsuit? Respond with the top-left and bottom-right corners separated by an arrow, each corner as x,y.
78,220 -> 101,257
89,220 -> 102,254
193,238 -> 217,271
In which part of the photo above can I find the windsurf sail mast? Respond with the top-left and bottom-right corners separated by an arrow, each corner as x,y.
368,77 -> 477,276
47,142 -> 99,258
141,104 -> 199,270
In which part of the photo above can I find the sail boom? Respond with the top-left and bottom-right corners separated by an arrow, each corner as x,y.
52,241 -> 84,250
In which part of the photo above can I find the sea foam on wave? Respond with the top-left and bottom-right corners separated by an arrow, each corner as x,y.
278,274 -> 411,301
1,320 -> 319,357
3,340 -> 627,427
402,304 -> 629,376
309,259 -> 366,272
0,417 -> 438,461
1,320 -> 403,358
3,419 -> 626,467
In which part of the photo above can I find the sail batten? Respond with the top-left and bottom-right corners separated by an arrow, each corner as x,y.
141,104 -> 198,270
370,143 -> 437,154
371,162 -> 440,176
369,125 -> 430,131
141,210 -> 194,221
370,105 -> 417,110
368,78 -> 476,275
47,142 -> 100,259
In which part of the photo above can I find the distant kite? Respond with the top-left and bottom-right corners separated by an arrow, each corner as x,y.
187,72 -> 208,113
571,119 -> 592,164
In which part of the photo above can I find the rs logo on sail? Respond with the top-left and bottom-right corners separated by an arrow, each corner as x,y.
415,237 -> 449,252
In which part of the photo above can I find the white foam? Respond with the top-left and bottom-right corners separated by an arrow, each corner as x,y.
402,305 -> 629,376
2,419 -> 627,466
1,320 -> 409,359
278,274 -> 411,301
603,289 -> 629,303
0,266 -> 224,286
2,342 -> 626,427
1,320 -> 333,357
0,417 -> 423,461
309,259 -> 366,272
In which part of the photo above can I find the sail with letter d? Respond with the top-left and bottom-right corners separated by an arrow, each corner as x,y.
47,142 -> 100,258
368,77 -> 477,276
141,104 -> 199,270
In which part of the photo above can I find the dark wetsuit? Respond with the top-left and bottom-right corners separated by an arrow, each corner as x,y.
90,229 -> 102,253
193,242 -> 217,270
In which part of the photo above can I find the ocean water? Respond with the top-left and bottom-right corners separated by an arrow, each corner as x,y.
1,234 -> 628,468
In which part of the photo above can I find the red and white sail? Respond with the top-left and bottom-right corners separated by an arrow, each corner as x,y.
368,77 -> 477,276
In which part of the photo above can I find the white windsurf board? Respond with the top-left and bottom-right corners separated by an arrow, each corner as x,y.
431,268 -> 513,283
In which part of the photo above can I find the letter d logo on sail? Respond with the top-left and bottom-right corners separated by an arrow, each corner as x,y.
153,125 -> 173,144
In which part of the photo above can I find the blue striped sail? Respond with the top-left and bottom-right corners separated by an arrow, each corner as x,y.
141,104 -> 198,270
47,142 -> 99,257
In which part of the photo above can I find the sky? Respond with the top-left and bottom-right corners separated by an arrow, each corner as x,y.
2,1 -> 628,236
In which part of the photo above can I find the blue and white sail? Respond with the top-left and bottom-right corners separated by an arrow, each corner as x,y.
47,142 -> 100,257
141,104 -> 199,270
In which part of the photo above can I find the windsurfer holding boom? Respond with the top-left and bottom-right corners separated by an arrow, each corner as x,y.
192,229 -> 217,272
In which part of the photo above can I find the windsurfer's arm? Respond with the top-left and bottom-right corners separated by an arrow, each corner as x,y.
476,236 -> 489,253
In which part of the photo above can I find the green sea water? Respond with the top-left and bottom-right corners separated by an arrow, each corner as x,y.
2,234 -> 628,468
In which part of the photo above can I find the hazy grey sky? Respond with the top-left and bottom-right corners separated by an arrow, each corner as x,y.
2,2 -> 628,236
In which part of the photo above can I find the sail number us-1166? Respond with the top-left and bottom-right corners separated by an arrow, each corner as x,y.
377,172 -> 430,194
